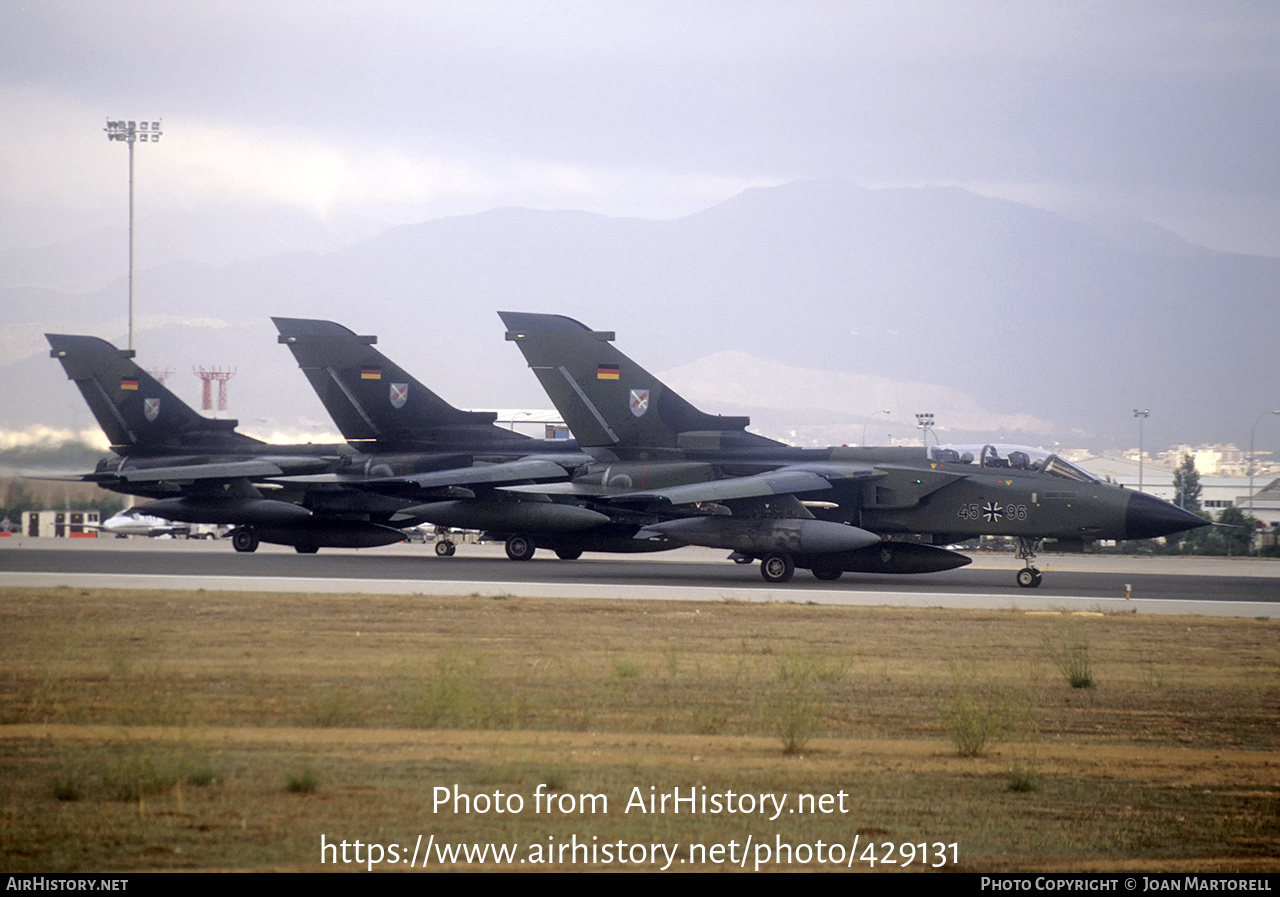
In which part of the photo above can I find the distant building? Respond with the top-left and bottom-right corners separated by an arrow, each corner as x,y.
19,509 -> 101,538
1244,479 -> 1280,544
1154,443 -> 1267,478
486,410 -> 571,440
1076,455 -> 1256,511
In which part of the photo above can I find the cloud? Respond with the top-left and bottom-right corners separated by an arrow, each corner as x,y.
0,89 -> 124,219
165,121 -> 770,217
3,3 -> 1280,254
0,86 -> 775,231
1,316 -> 229,368
662,351 -> 1059,444
0,426 -> 109,451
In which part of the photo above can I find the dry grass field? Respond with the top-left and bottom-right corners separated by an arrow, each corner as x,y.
0,586 -> 1276,872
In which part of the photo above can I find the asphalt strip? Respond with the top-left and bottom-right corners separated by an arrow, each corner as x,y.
3,571 -> 1276,618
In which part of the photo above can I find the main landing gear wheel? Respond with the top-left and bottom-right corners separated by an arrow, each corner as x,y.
435,540 -> 456,557
1016,567 -> 1043,588
760,552 -> 795,584
812,568 -> 843,581
505,534 -> 536,561
231,528 -> 259,553
554,548 -> 583,560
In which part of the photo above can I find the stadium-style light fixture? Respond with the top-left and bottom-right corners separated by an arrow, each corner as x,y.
1133,409 -> 1149,493
915,412 -> 936,447
104,119 -> 163,352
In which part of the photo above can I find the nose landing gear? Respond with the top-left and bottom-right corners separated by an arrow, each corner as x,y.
1016,566 -> 1043,588
1015,537 -> 1043,588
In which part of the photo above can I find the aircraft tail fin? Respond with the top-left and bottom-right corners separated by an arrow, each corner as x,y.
500,311 -> 780,457
273,317 -> 518,448
46,333 -> 256,452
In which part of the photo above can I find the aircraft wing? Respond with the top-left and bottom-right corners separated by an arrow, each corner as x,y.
89,459 -> 289,485
363,458 -> 571,491
859,463 -> 969,506
498,463 -> 887,505
781,462 -> 883,482
275,458 -> 572,495
499,481 -> 619,497
603,468 -> 838,507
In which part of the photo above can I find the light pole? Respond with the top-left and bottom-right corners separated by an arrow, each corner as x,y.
1248,410 -> 1280,554
915,412 -> 935,447
862,409 -> 890,445
104,118 -> 162,351
1133,409 -> 1149,492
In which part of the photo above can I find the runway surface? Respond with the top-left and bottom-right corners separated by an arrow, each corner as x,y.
3,536 -> 1277,617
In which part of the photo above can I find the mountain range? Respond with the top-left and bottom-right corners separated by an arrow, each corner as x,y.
4,180 -> 1276,458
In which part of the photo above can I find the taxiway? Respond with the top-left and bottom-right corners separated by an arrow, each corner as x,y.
1,537 -> 1276,617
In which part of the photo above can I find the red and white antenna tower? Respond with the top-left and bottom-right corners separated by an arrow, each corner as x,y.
193,366 -> 235,412
147,368 -> 174,385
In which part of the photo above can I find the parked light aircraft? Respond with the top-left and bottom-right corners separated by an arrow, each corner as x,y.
498,312 -> 1209,586
98,508 -> 196,538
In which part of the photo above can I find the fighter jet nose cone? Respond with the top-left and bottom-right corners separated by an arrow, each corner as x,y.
1124,491 -> 1210,540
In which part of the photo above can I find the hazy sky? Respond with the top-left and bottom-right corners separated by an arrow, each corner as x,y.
3,1 -> 1279,254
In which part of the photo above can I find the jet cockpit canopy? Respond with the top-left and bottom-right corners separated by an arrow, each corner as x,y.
927,444 -> 1100,485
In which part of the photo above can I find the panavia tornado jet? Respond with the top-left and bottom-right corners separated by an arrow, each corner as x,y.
46,333 -> 575,553
270,317 -> 667,558
499,312 -> 1209,586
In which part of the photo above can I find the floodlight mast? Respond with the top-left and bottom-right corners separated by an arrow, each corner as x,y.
915,412 -> 936,447
1133,409 -> 1149,493
104,119 -> 162,352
